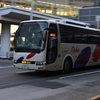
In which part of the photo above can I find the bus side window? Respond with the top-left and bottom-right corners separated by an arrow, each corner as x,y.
88,36 -> 99,44
59,25 -> 74,43
74,28 -> 87,44
88,31 -> 99,44
99,37 -> 100,44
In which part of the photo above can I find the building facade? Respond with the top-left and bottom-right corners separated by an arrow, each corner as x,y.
78,6 -> 100,29
0,0 -> 96,18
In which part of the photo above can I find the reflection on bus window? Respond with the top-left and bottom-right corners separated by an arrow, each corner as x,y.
15,22 -> 48,52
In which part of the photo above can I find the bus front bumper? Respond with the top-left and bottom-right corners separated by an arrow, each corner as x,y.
14,63 -> 45,70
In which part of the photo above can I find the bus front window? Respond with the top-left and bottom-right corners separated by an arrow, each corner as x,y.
14,22 -> 48,53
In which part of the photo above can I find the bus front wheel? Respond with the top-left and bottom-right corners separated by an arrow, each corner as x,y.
63,58 -> 72,73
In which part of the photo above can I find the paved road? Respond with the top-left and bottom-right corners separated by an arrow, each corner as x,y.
0,60 -> 100,100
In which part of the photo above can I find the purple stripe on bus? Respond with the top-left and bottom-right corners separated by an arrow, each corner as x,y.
74,47 -> 91,68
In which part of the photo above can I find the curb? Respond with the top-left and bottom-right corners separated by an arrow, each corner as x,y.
0,57 -> 13,60
0,57 -> 13,63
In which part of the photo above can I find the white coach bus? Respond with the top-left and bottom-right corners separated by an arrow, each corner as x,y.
13,19 -> 100,73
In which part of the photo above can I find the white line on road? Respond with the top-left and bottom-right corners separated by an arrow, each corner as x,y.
59,70 -> 100,79
0,66 -> 13,68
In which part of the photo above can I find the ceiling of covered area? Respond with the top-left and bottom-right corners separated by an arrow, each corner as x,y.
2,12 -> 44,20
0,6 -> 64,24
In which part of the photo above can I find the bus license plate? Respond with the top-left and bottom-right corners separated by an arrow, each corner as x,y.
22,65 -> 29,69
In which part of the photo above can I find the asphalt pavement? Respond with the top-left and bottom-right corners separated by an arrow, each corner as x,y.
0,51 -> 13,68
1,52 -> 100,100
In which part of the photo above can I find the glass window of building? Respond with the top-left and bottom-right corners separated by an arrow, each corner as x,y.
74,0 -> 81,6
0,0 -> 97,18
68,0 -> 73,5
65,0 -> 69,5
89,0 -> 95,6
73,10 -> 78,17
90,16 -> 95,21
42,2 -> 46,5
46,6 -> 53,14
73,6 -> 78,10
79,17 -> 89,21
65,5 -> 72,10
26,0 -> 31,4
25,4 -> 31,10
46,2 -> 53,7
37,6 -> 46,13
45,0 -> 56,3
82,0 -> 89,7
3,0 -> 12,7
21,0 -> 26,2
56,8 -> 65,16
37,1 -> 41,5
79,9 -> 90,16
56,4 -> 60,7
91,8 -> 100,15
64,9 -> 68,16
56,0 -> 65,4
89,22 -> 97,29
60,4 -> 65,8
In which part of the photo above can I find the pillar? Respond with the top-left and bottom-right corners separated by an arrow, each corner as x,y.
0,23 -> 10,58
53,4 -> 56,15
33,0 -> 37,11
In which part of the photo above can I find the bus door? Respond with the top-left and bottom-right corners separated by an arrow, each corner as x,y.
46,23 -> 58,67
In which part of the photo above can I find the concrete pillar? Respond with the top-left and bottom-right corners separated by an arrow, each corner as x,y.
0,23 -> 10,58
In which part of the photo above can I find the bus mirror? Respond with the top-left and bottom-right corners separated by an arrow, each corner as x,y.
14,30 -> 18,34
14,32 -> 16,34
43,30 -> 48,41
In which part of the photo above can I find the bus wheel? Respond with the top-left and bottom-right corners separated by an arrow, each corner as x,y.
63,58 -> 72,73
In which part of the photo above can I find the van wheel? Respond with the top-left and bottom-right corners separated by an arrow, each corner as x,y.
63,58 -> 72,73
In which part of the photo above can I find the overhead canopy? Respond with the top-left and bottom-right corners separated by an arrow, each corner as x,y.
0,6 -> 66,24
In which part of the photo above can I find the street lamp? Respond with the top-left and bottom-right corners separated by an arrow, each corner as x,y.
30,0 -> 33,20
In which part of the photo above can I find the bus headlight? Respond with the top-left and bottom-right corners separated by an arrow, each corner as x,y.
36,61 -> 46,65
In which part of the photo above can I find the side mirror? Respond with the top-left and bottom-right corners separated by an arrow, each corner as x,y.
43,30 -> 48,41
14,29 -> 18,34
14,32 -> 16,34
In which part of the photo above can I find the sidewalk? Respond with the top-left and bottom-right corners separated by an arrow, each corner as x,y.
0,58 -> 13,63
0,52 -> 13,63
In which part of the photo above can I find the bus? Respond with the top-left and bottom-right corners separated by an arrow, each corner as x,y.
13,19 -> 100,73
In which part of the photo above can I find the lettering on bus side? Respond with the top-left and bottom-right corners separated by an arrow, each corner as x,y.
71,46 -> 79,52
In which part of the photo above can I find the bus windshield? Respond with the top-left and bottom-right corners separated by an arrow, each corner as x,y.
14,22 -> 48,53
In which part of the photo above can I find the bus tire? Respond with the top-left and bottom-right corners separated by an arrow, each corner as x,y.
63,58 -> 72,73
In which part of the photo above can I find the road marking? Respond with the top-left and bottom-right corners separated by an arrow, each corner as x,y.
59,70 -> 100,79
0,66 -> 13,68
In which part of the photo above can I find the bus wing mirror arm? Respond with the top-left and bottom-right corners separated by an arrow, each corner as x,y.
43,30 -> 49,41
14,32 -> 16,34
14,30 -> 18,35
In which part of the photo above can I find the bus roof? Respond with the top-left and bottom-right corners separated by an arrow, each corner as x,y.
21,19 -> 100,33
21,19 -> 89,27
